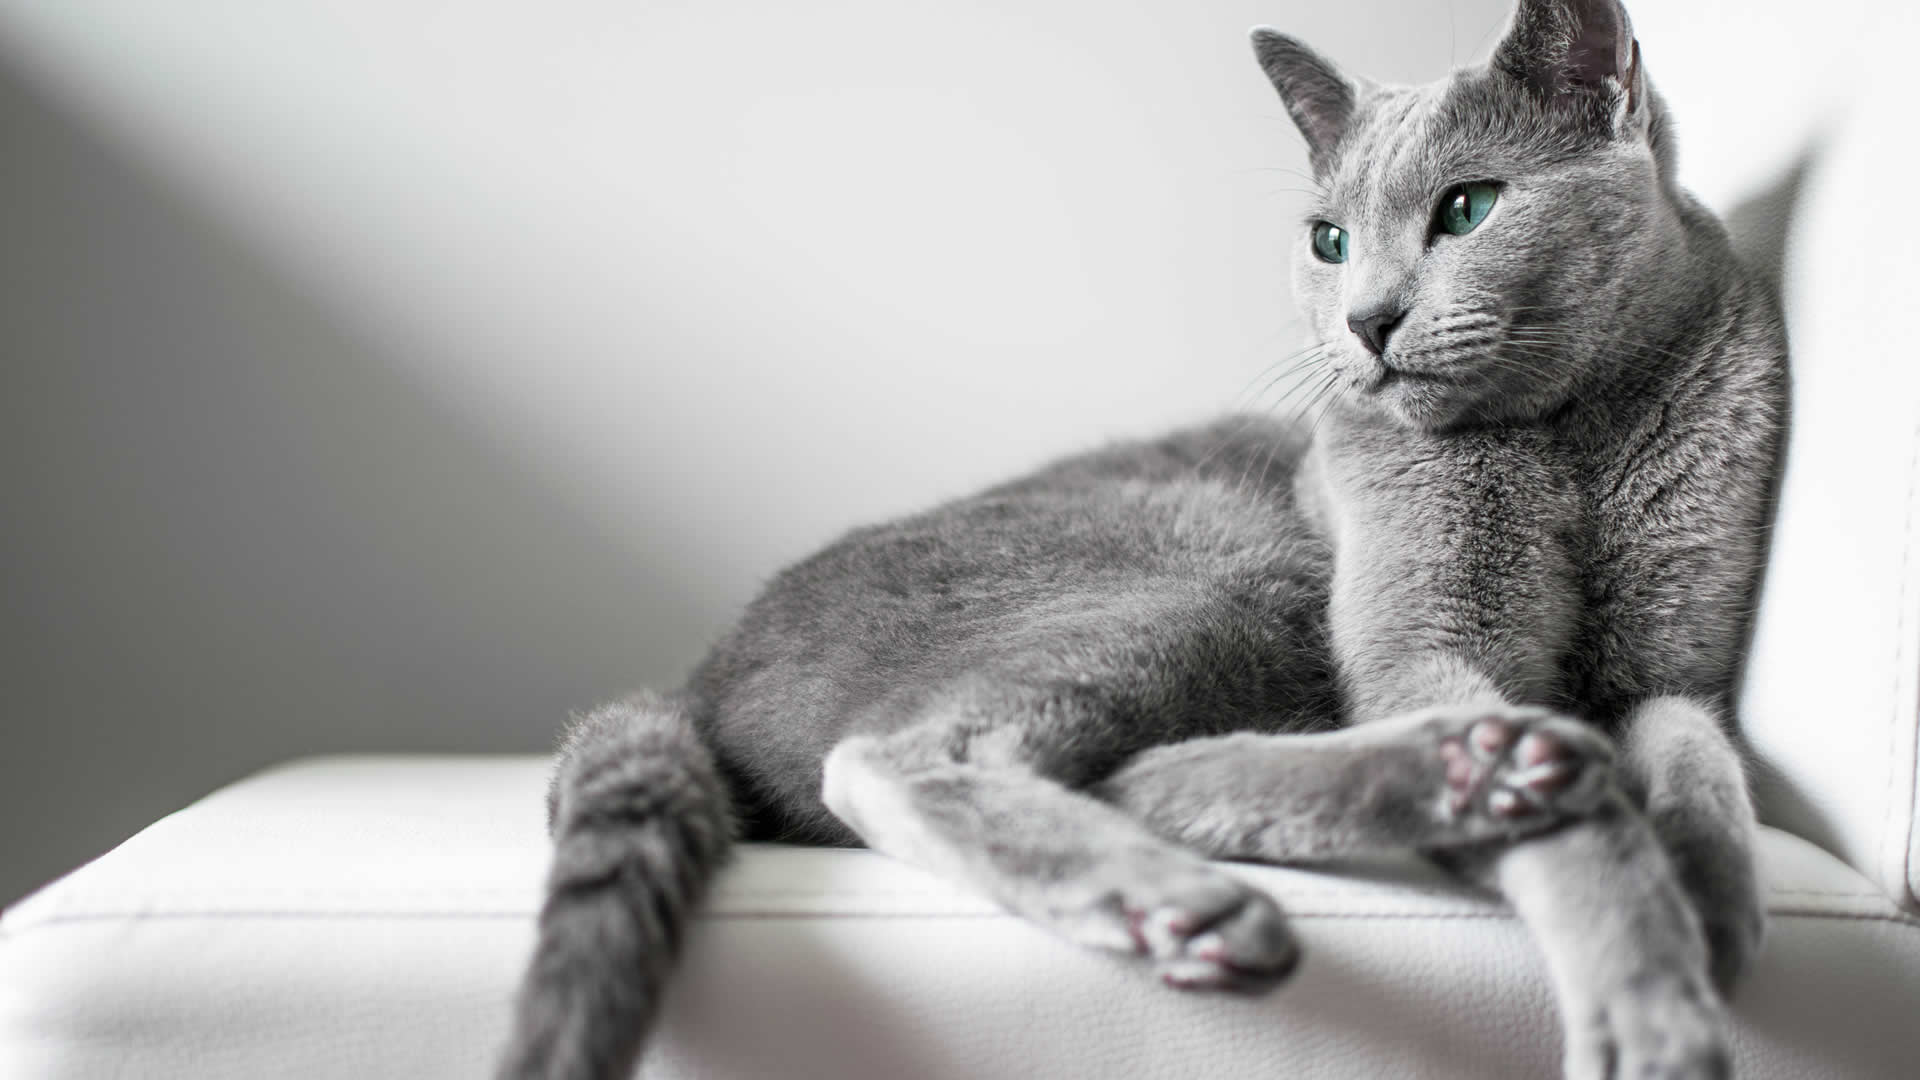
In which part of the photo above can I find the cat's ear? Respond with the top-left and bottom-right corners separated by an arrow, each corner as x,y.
1491,0 -> 1646,120
1250,28 -> 1359,177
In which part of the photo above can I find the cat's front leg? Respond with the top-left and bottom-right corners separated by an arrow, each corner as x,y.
1312,440 -> 1730,1074
1467,796 -> 1732,1080
1095,703 -> 1615,860
1619,695 -> 1766,993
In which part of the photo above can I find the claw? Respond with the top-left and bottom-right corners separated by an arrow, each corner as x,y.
1511,760 -> 1575,792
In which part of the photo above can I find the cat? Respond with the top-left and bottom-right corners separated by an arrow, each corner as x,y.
498,1 -> 1788,1077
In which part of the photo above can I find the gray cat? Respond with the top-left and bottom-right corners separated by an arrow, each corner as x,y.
498,1 -> 1788,1077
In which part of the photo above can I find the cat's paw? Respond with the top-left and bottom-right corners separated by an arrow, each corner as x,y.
1683,862 -> 1766,996
1640,807 -> 1767,996
1565,968 -> 1731,1080
1424,706 -> 1613,842
1703,895 -> 1766,996
1070,859 -> 1299,994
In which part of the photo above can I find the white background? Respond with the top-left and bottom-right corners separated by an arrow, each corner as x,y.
0,0 -> 1867,905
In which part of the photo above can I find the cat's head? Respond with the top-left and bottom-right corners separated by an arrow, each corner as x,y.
1255,0 -> 1679,431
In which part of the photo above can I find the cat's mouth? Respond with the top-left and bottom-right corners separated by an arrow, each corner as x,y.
1362,358 -> 1445,394
1358,357 -> 1463,428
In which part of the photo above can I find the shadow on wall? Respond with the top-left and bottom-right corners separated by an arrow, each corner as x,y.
1722,146 -> 1817,303
1719,141 -> 1850,857
0,64 -> 716,907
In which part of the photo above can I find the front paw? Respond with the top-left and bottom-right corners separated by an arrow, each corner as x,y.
1641,801 -> 1768,995
1676,849 -> 1766,995
1421,706 -> 1615,843
1566,967 -> 1730,1080
1701,893 -> 1765,995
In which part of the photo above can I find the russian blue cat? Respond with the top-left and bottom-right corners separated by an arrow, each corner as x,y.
500,1 -> 1787,1077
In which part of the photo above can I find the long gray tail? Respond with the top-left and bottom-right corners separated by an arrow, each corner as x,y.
497,691 -> 733,1080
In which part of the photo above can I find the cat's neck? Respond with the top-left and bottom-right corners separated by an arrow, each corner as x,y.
1552,202 -> 1769,449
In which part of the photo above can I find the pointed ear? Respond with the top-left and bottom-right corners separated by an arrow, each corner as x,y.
1492,0 -> 1645,117
1250,28 -> 1358,177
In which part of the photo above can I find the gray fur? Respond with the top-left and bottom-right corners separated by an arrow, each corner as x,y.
500,1 -> 1786,1077
1251,29 -> 1359,176
497,693 -> 732,1080
1095,704 -> 1617,860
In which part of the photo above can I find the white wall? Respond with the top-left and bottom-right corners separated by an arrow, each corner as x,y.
22,0 -> 1849,905
0,0 -> 1527,905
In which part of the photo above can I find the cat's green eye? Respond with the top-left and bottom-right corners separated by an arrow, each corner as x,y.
1437,182 -> 1499,236
1311,221 -> 1348,263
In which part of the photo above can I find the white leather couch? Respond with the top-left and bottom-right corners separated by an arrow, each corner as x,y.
4,2 -> 1917,1077
1,755 -> 1916,1079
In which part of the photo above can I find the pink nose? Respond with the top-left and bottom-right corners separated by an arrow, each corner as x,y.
1347,309 -> 1403,356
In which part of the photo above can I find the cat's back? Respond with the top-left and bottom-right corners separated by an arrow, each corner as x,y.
730,413 -> 1321,643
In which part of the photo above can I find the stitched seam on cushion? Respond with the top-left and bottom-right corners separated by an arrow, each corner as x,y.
1766,909 -> 1920,928
1885,410 -> 1920,906
4,895 -> 1500,920
23,884 -> 1885,906
9,896 -> 1912,929
21,886 -> 1488,906
1908,411 -> 1920,909
715,887 -> 1495,903
18,885 -> 1892,921
1912,720 -> 1920,909
7,908 -> 1920,933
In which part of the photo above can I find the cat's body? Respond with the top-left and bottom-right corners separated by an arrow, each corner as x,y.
501,3 -> 1788,1078
697,416 -> 1337,848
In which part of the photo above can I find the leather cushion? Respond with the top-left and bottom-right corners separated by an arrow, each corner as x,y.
3,756 -> 1916,1079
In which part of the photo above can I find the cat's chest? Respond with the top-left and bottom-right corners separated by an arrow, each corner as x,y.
1562,416 -> 1770,710
1317,410 -> 1765,712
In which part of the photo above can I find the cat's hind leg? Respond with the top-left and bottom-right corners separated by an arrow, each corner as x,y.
821,711 -> 1300,992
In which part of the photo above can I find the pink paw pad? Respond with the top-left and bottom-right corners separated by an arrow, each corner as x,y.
1435,712 -> 1601,824
1469,717 -> 1513,757
1439,739 -> 1476,811
1440,716 -> 1518,812
1511,731 -> 1578,794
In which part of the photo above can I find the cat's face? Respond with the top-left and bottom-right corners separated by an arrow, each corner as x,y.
1259,0 -> 1670,432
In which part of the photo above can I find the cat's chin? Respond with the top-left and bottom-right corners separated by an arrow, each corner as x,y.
1357,367 -> 1467,433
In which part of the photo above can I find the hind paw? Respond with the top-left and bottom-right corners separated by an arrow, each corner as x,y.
1065,857 -> 1299,994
